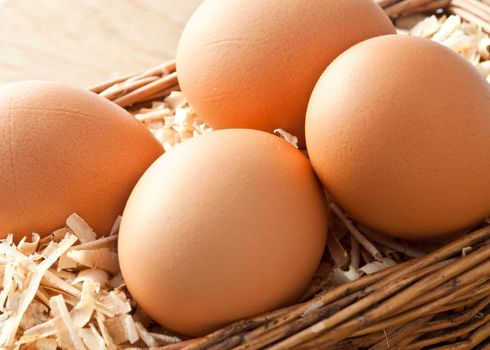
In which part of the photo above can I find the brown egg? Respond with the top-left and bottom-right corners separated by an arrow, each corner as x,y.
306,35 -> 490,240
0,81 -> 163,240
177,0 -> 395,146
118,129 -> 327,336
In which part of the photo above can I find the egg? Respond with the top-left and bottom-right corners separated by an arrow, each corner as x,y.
118,129 -> 327,336
177,0 -> 395,146
0,81 -> 163,240
306,35 -> 490,240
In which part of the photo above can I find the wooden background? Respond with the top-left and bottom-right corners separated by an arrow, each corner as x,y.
0,0 -> 203,87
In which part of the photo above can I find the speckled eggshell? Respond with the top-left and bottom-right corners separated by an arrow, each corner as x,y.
306,35 -> 490,240
0,81 -> 163,240
118,129 -> 328,337
176,0 -> 395,146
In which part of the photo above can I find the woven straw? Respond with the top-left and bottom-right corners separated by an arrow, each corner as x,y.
88,1 -> 490,349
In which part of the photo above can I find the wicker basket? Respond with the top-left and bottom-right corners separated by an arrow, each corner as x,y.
89,1 -> 490,349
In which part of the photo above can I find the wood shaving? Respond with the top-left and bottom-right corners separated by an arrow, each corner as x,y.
326,230 -> 349,269
330,265 -> 362,285
461,246 -> 473,257
274,129 -> 299,149
409,15 -> 441,37
72,269 -> 109,289
359,257 -> 397,275
408,15 -> 490,81
133,91 -> 212,151
0,218 -> 181,349
66,214 -> 97,244
66,249 -> 119,275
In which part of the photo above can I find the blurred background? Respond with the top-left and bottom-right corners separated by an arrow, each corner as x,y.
0,0 -> 202,87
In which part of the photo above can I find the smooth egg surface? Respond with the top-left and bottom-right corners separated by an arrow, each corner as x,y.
118,129 -> 328,336
177,0 -> 395,146
0,81 -> 163,239
306,35 -> 490,239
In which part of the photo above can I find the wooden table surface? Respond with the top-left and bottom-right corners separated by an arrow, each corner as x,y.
0,0 -> 203,87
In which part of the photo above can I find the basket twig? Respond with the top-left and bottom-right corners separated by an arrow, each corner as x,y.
330,203 -> 383,261
384,0 -> 443,16
260,226 -> 490,350
450,6 -> 490,32
88,60 -> 178,108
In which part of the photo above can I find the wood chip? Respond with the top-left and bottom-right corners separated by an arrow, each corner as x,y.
0,219 -> 177,349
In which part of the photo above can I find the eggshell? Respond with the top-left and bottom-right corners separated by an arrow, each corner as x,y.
118,129 -> 328,336
306,35 -> 490,240
177,0 -> 395,146
0,81 -> 163,240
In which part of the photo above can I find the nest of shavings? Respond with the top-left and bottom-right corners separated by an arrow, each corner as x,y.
0,214 -> 182,349
1,13 -> 489,350
398,14 -> 490,82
